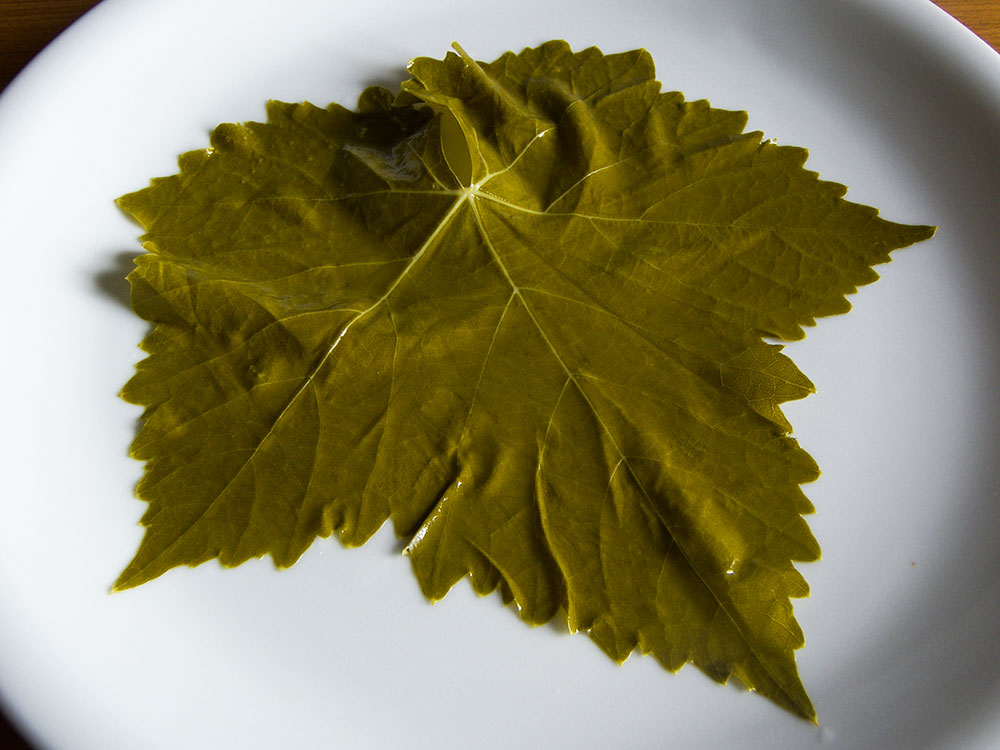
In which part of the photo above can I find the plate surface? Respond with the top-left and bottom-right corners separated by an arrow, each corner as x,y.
1,0 -> 999,748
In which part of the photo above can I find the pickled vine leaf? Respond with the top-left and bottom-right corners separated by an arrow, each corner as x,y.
116,40 -> 935,720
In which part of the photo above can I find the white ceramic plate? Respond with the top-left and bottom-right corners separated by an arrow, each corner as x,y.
1,0 -> 998,747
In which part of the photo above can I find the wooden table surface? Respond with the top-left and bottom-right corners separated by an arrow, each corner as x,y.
0,0 -> 997,748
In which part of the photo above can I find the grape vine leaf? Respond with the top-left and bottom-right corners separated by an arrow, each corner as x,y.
115,40 -> 934,720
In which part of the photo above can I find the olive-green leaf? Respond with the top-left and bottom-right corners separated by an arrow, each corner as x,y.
115,40 -> 934,720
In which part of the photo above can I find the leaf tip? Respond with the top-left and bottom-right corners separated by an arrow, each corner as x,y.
110,570 -> 139,593
114,192 -> 144,227
784,679 -> 818,723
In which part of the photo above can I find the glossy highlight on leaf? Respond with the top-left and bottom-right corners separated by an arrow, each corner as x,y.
115,40 -> 935,720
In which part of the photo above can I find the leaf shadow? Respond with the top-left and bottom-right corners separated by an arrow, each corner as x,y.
93,250 -> 145,445
93,250 -> 135,310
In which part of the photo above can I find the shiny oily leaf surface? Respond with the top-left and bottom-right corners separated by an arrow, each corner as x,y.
116,41 -> 934,720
